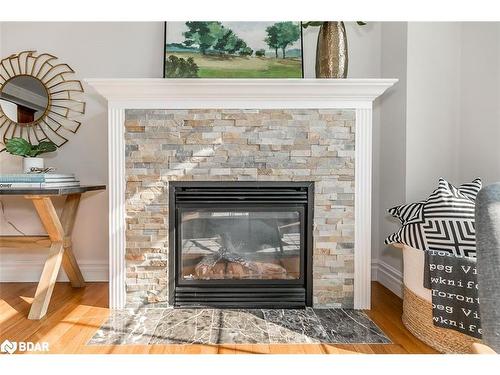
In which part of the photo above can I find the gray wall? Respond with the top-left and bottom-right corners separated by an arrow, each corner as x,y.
376,22 -> 408,280
405,22 -> 500,200
459,22 -> 500,185
406,22 -> 462,202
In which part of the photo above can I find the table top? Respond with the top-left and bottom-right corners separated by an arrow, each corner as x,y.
0,185 -> 106,196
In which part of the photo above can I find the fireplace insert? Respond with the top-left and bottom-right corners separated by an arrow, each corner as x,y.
168,181 -> 313,308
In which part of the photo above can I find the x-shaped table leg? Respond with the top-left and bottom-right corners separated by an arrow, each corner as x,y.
25,194 -> 86,320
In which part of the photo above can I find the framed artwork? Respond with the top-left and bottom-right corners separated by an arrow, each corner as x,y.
164,22 -> 304,78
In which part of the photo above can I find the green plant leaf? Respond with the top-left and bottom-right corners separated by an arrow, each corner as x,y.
302,21 -> 367,28
28,148 -> 39,157
31,140 -> 57,157
5,138 -> 31,157
302,22 -> 324,28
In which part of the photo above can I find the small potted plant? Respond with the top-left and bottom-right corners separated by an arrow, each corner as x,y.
5,137 -> 57,173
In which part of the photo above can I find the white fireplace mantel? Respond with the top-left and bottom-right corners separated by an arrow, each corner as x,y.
86,78 -> 397,310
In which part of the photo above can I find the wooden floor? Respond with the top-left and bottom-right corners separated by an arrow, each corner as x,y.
0,281 -> 438,354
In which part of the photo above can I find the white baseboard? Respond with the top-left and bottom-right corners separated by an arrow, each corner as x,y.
0,260 -> 108,282
371,259 -> 403,298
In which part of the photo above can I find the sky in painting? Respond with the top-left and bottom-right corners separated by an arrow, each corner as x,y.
166,22 -> 302,51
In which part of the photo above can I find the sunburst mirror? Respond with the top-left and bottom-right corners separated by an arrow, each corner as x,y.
0,50 -> 85,151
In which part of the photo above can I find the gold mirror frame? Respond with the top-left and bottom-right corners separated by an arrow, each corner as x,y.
0,50 -> 85,151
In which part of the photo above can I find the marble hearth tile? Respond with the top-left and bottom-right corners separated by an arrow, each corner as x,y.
88,308 -> 163,345
210,310 -> 269,344
313,309 -> 390,344
150,309 -> 215,344
263,308 -> 330,343
88,307 -> 392,346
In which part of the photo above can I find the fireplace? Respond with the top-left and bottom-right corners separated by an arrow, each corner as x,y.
169,181 -> 314,308
88,79 -> 397,309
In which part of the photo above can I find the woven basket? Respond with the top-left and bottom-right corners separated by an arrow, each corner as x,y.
402,286 -> 480,353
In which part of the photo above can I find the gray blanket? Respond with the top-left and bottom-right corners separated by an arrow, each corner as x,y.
423,250 -> 482,339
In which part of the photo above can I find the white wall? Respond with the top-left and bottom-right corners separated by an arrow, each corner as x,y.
0,22 -> 382,282
375,22 -> 408,294
459,22 -> 500,185
406,22 -> 462,202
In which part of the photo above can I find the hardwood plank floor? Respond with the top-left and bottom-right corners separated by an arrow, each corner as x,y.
0,281 -> 438,354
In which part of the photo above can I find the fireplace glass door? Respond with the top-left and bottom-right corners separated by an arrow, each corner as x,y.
179,207 -> 304,283
169,182 -> 313,308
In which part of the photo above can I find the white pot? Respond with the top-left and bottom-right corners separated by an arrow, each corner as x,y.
23,157 -> 44,173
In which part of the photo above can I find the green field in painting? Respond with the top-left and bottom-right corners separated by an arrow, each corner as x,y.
166,51 -> 302,78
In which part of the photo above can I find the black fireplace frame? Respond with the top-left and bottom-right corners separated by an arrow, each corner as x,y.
168,181 -> 314,308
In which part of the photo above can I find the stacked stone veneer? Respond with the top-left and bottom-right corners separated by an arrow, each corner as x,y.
124,109 -> 355,308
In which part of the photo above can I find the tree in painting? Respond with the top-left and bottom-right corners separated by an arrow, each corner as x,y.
276,22 -> 301,58
265,22 -> 300,59
264,25 -> 280,58
165,55 -> 199,78
255,49 -> 266,57
183,22 -> 218,55
183,22 -> 254,56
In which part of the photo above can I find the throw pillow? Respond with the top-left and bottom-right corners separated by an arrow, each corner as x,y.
385,178 -> 482,257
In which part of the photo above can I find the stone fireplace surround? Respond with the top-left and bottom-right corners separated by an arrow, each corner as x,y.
127,109 -> 352,307
87,79 -> 396,310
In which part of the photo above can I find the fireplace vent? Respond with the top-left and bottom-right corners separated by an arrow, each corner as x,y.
175,186 -> 309,204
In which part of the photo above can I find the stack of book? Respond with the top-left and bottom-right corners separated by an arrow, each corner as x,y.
0,173 -> 80,189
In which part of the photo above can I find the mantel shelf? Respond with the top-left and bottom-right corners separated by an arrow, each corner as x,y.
86,78 -> 397,109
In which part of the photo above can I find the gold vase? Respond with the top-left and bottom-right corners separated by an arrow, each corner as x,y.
315,21 -> 348,78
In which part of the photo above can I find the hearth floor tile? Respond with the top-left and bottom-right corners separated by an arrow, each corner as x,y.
149,309 -> 214,345
88,308 -> 163,345
263,308 -> 330,344
87,308 -> 391,346
313,309 -> 391,344
210,310 -> 269,344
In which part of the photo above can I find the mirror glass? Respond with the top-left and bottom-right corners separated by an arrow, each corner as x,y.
0,76 -> 49,124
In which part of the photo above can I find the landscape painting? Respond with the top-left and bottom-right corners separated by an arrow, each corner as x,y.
164,22 -> 303,78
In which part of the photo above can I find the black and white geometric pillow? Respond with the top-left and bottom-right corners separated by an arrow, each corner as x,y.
387,200 -> 425,225
385,178 -> 481,258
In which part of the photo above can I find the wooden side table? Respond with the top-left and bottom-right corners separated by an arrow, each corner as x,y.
0,185 -> 105,320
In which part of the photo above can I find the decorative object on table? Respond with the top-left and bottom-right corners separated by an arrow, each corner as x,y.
385,178 -> 482,257
23,167 -> 56,174
4,137 -> 57,173
0,173 -> 80,189
0,185 -> 105,319
302,21 -> 366,78
0,50 -> 85,150
164,22 -> 303,78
